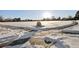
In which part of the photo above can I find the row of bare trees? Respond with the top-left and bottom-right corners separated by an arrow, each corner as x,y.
0,11 -> 79,22
0,16 -> 21,22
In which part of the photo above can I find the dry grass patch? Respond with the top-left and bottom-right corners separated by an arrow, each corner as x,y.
29,37 -> 53,48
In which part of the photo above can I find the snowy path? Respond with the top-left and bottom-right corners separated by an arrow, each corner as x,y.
0,24 -> 31,30
62,21 -> 79,34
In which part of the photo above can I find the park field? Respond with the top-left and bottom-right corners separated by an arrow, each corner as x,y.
0,21 -> 79,48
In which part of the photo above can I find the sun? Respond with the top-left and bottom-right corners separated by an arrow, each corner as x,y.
42,12 -> 52,18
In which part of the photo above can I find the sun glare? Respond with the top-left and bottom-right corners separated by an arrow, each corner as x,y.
42,12 -> 52,18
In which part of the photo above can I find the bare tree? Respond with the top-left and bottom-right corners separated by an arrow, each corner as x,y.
74,11 -> 79,20
0,16 -> 3,22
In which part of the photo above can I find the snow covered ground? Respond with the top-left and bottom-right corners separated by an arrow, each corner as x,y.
0,21 -> 79,48
0,21 -> 72,28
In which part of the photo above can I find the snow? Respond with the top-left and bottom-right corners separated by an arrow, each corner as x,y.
0,21 -> 72,28
0,21 -> 79,48
44,36 -> 69,48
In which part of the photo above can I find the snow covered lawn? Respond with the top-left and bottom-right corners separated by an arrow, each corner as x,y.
0,21 -> 79,48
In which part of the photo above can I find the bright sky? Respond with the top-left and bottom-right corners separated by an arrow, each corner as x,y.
0,10 -> 77,20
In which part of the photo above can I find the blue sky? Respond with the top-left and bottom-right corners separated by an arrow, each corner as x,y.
0,10 -> 77,20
